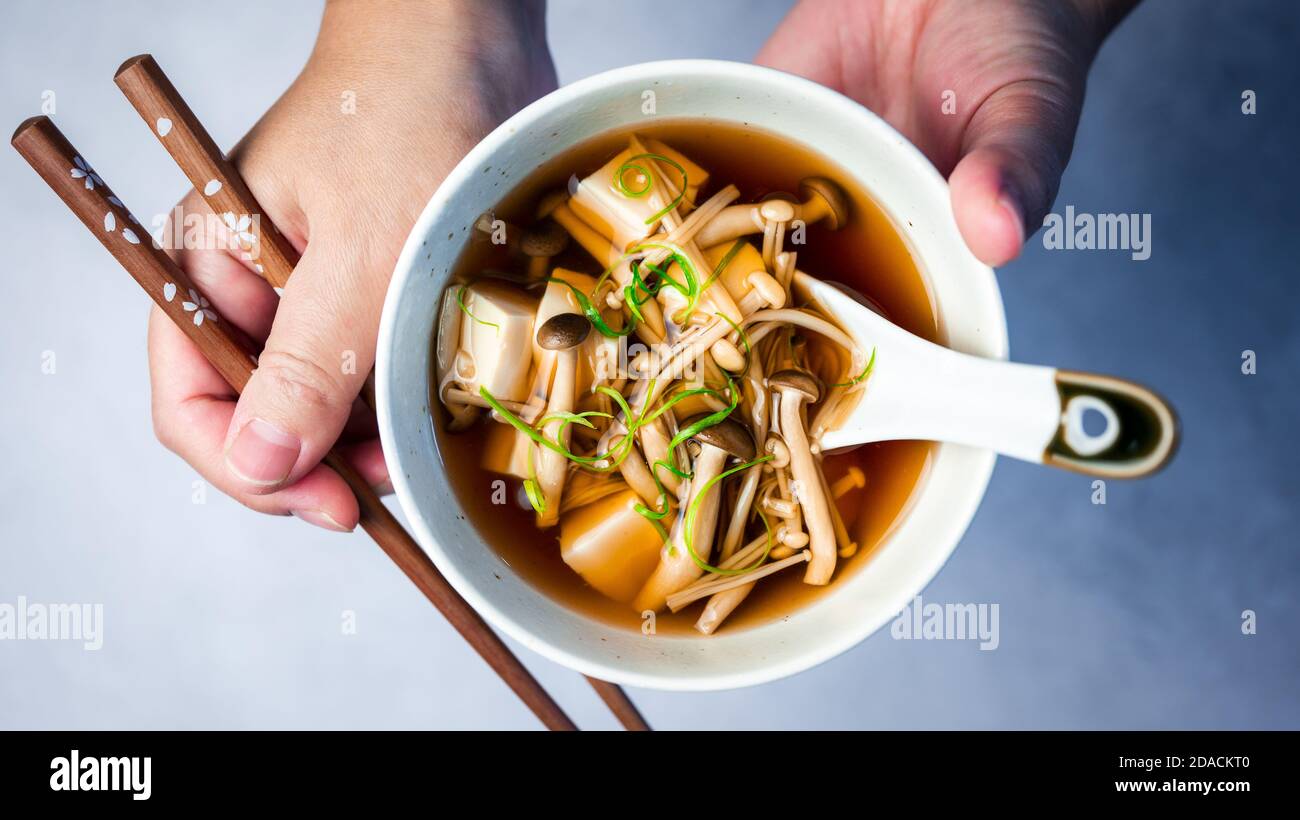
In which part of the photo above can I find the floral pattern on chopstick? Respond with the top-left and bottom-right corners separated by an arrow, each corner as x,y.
222,212 -> 257,248
82,173 -> 148,249
223,212 -> 267,276
69,156 -> 103,190
161,273 -> 219,328
181,288 -> 218,326
72,152 -> 217,327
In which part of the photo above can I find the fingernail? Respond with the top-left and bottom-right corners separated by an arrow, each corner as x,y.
998,194 -> 1026,247
291,508 -> 353,532
225,418 -> 300,486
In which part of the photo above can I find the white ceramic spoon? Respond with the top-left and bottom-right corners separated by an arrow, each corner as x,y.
796,272 -> 1179,478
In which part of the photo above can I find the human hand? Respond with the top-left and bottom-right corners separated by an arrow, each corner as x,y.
757,0 -> 1137,266
149,0 -> 554,530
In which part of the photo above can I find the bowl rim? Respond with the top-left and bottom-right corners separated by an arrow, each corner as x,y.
376,58 -> 1006,690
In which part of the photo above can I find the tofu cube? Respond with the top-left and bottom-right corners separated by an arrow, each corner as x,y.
560,489 -> 665,604
457,279 -> 536,404
533,268 -> 617,392
481,420 -> 532,479
569,136 -> 708,249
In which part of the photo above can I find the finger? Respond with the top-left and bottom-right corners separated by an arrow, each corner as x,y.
754,0 -> 867,93
949,79 -> 1084,266
337,438 -> 392,496
163,190 -> 280,341
166,188 -> 379,439
149,307 -> 362,530
220,238 -> 386,494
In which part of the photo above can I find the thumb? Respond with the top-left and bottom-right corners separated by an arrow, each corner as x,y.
948,79 -> 1085,267
222,241 -> 380,494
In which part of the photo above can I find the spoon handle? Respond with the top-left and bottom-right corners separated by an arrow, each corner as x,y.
1040,369 -> 1179,477
811,281 -> 1178,478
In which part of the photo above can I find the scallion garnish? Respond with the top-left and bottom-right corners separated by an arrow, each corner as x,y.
681,455 -> 775,574
613,153 -> 689,224
456,284 -> 499,334
702,238 -> 747,292
833,345 -> 878,388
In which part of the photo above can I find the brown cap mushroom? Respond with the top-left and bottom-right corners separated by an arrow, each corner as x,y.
768,368 -> 835,585
520,219 -> 570,258
799,177 -> 849,230
536,312 -> 591,351
684,414 -> 756,462
768,369 -> 821,403
533,312 -> 592,527
694,177 -> 849,248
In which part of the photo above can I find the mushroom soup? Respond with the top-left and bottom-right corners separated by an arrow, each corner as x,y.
430,121 -> 937,636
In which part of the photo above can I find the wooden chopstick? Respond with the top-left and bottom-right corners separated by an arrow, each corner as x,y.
11,115 -> 577,732
114,55 -> 298,289
585,678 -> 650,731
113,54 -> 377,410
111,55 -> 651,732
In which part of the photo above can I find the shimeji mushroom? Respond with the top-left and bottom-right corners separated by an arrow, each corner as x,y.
637,268 -> 786,406
715,353 -> 772,560
533,312 -> 592,527
473,212 -> 521,255
792,177 -> 850,229
642,183 -> 742,256
758,200 -> 795,270
633,415 -> 756,613
470,213 -> 568,276
537,191 -> 624,268
693,176 -> 850,248
608,432 -> 662,509
761,437 -> 811,558
818,467 -> 866,558
768,369 -> 837,585
520,267 -> 602,432
520,219 -> 569,280
818,468 -> 859,559
618,285 -> 790,501
615,182 -> 752,326
656,240 -> 787,371
589,376 -> 685,497
831,466 -> 866,498
537,191 -> 672,344
690,268 -> 782,374
639,414 -> 684,496
695,362 -> 773,633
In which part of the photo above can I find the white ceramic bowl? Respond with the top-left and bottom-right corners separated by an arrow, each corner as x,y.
376,60 -> 1006,691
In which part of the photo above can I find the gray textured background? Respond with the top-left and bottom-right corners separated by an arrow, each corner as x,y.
1,0 -> 1296,729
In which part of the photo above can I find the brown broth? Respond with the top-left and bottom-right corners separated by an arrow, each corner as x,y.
431,120 -> 937,636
